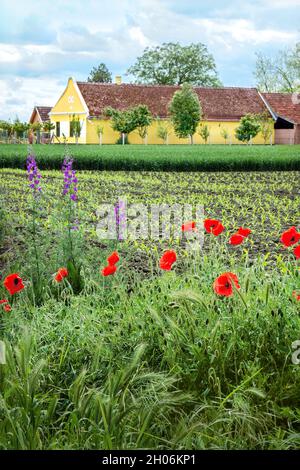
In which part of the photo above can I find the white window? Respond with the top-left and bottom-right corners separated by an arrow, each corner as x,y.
60,121 -> 69,138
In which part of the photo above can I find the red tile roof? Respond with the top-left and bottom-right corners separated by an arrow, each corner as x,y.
30,106 -> 52,123
77,82 -> 267,121
36,106 -> 52,121
262,93 -> 300,124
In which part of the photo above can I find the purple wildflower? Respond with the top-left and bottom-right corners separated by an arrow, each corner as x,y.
26,154 -> 42,193
62,157 -> 78,201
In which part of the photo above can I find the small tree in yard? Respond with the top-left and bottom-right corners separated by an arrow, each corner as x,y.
70,115 -> 82,144
258,111 -> 274,144
131,105 -> 152,144
235,114 -> 261,144
30,122 -> 43,144
104,107 -> 137,144
43,121 -> 55,143
169,83 -> 201,144
96,125 -> 104,145
13,119 -> 30,140
198,123 -> 210,144
220,126 -> 229,144
157,119 -> 170,144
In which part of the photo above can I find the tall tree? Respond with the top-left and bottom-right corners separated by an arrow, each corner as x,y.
254,52 -> 278,93
127,42 -> 222,87
254,45 -> 300,93
169,83 -> 202,144
87,63 -> 112,83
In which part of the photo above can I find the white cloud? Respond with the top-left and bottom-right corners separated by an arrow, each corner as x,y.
0,0 -> 299,120
193,18 -> 297,46
0,76 -> 65,121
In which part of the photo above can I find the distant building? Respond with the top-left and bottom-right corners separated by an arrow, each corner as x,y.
48,76 -> 299,144
29,106 -> 52,125
262,93 -> 300,144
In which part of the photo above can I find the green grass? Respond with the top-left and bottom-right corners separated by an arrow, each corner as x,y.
0,168 -> 300,449
0,144 -> 299,171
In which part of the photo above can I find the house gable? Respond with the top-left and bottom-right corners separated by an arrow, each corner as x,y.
50,77 -> 89,116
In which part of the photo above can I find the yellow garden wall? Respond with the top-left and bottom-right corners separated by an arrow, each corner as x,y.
86,119 -> 274,145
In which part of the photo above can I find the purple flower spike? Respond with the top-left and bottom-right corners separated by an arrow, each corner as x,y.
27,153 -> 42,194
61,156 -> 78,202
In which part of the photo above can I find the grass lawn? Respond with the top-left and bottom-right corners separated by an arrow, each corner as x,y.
0,166 -> 299,449
0,143 -> 299,171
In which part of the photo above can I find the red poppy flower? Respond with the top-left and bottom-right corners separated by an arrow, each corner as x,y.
213,272 -> 240,297
237,227 -> 251,237
159,250 -> 177,271
107,251 -> 120,265
4,274 -> 25,295
292,291 -> 300,301
204,219 -> 225,236
293,245 -> 300,259
280,226 -> 300,247
0,299 -> 8,304
3,304 -> 11,312
182,221 -> 196,232
54,267 -> 68,283
229,233 -> 245,246
102,264 -> 117,276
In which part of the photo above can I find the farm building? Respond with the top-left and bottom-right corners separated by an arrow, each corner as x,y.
48,77 -> 299,144
29,106 -> 52,125
261,93 -> 300,144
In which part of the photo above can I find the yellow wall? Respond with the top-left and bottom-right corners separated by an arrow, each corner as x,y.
86,118 -> 274,145
86,119 -> 120,144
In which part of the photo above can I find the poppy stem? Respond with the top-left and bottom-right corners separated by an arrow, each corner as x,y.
233,283 -> 248,310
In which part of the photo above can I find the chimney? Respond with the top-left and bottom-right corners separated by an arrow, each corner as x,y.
115,75 -> 122,85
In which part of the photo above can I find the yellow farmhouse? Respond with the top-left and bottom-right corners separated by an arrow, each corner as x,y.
49,77 -> 299,144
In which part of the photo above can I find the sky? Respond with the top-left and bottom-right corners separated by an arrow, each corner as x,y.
0,0 -> 299,121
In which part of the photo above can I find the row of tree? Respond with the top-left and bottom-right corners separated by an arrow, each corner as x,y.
87,41 -> 300,93
99,84 -> 273,145
0,118 -> 56,142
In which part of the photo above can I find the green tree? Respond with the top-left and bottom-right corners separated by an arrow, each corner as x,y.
220,126 -> 229,144
169,83 -> 201,144
12,118 -> 30,139
131,105 -> 152,144
30,122 -> 43,144
127,42 -> 221,87
0,120 -> 13,138
258,111 -> 274,145
254,44 -> 300,92
42,121 -> 55,144
70,115 -> 82,144
96,125 -> 104,145
87,63 -> 112,83
104,107 -> 137,144
235,114 -> 261,144
156,119 -> 170,144
198,124 -> 210,144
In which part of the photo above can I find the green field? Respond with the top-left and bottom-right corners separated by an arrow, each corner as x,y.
0,143 -> 300,171
0,166 -> 300,449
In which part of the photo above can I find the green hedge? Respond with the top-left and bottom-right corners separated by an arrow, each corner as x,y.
0,144 -> 299,171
